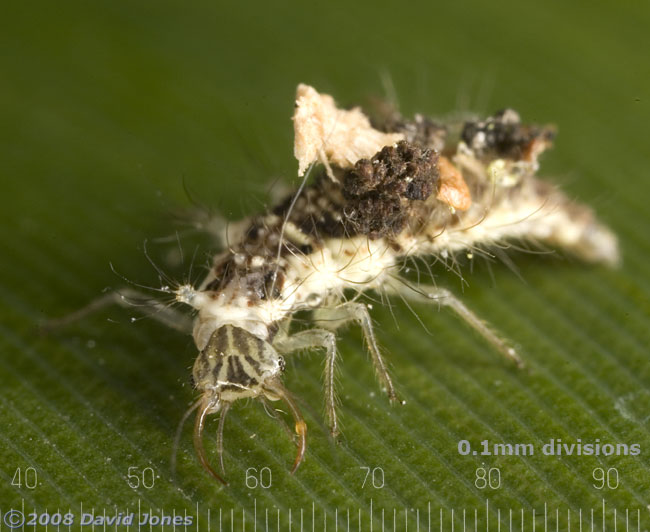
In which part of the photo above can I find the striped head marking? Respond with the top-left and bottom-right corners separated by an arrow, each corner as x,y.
189,325 -> 306,484
192,325 -> 283,402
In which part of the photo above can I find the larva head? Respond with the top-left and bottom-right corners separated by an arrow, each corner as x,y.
192,325 -> 284,402
190,325 -> 306,484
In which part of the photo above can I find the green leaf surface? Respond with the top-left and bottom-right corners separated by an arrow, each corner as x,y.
1,1 -> 649,530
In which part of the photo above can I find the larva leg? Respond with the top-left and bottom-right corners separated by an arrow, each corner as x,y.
41,288 -> 193,334
273,329 -> 340,437
313,303 -> 398,404
385,280 -> 524,368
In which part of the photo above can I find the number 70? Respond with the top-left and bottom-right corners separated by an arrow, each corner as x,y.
360,467 -> 385,489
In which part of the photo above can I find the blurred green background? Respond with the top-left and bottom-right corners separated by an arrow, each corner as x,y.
1,1 -> 649,530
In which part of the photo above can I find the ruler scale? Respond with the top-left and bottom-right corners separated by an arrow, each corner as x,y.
0,499 -> 643,532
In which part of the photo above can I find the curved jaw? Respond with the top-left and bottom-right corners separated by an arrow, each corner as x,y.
263,379 -> 307,474
192,380 -> 307,485
193,398 -> 228,484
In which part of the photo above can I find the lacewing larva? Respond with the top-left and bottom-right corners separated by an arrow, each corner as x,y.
49,84 -> 619,484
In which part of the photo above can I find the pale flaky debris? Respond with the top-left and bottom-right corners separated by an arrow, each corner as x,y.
293,84 -> 404,178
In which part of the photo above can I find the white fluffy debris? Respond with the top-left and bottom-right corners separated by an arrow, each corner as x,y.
292,84 -> 404,178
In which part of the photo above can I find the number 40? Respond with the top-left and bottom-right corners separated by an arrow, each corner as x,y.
12,467 -> 38,489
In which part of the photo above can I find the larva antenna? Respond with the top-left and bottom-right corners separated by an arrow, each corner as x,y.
171,398 -> 202,479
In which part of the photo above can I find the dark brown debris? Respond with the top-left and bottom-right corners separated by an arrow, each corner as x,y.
377,112 -> 448,153
342,140 -> 440,238
461,109 -> 556,160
